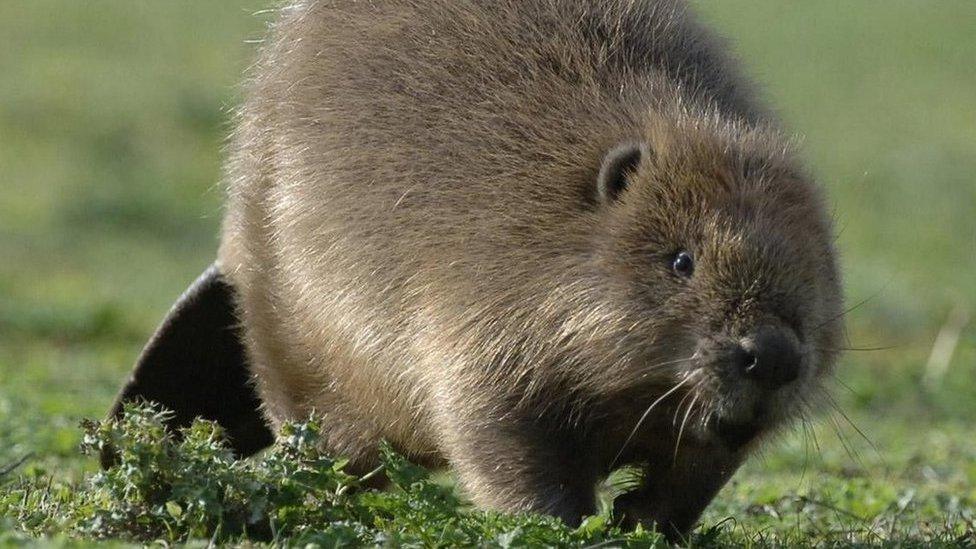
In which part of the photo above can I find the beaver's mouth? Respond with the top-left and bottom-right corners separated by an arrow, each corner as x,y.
710,416 -> 763,450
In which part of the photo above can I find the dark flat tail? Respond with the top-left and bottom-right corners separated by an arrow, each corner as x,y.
102,263 -> 273,467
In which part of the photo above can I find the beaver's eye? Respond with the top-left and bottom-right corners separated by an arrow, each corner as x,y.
671,251 -> 695,278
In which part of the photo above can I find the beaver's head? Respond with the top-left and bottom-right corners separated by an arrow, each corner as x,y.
591,113 -> 843,453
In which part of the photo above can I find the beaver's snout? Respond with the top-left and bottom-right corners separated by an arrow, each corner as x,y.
694,324 -> 807,449
700,324 -> 804,392
735,325 -> 802,390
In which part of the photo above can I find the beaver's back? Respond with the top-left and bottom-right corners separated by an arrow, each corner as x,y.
218,0 -> 766,460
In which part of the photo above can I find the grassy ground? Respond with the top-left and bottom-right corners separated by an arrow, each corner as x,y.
1,1 -> 974,545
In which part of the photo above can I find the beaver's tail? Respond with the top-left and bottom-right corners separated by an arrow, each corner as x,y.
101,263 -> 273,467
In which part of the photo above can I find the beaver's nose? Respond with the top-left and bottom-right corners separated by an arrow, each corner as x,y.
735,326 -> 801,389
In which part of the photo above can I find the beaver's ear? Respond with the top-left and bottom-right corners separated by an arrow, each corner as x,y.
597,141 -> 648,203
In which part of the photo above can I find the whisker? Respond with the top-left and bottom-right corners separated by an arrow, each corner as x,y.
796,393 -> 825,458
794,395 -> 825,489
672,387 -> 696,427
640,355 -> 698,375
827,375 -> 858,397
798,415 -> 811,485
814,280 -> 892,330
804,385 -> 858,462
809,414 -> 823,457
818,399 -> 867,466
672,392 -> 700,463
828,412 -> 860,464
816,344 -> 900,353
611,374 -> 692,468
697,387 -> 715,432
819,387 -> 883,463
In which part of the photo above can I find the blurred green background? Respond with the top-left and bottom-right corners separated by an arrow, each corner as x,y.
1,0 -> 974,539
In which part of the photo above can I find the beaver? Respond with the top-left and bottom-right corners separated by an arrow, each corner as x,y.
107,0 -> 843,539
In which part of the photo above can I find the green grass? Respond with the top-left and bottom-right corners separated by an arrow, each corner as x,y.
3,406 -> 667,547
1,1 -> 974,546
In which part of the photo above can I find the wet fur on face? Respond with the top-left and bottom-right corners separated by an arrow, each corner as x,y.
216,0 -> 844,540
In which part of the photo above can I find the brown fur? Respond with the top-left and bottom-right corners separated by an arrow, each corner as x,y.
218,0 -> 842,538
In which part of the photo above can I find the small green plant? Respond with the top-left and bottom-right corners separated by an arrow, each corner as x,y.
0,404 -> 663,547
